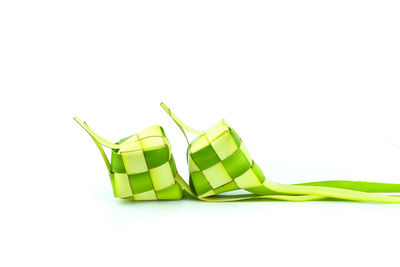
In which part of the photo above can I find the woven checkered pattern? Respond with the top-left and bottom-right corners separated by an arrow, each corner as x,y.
187,120 -> 271,198
109,125 -> 183,200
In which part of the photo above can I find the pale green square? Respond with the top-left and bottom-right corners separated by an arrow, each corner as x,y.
202,162 -> 232,188
234,168 -> 261,188
149,161 -> 175,190
134,189 -> 157,200
140,136 -> 165,150
122,150 -> 148,174
114,173 -> 133,198
211,132 -> 238,160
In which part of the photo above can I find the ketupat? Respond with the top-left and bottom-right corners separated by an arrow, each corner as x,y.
74,117 -> 183,200
161,103 -> 400,203
75,117 -> 322,202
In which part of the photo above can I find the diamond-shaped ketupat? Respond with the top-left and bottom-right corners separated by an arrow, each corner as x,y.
185,120 -> 264,197
155,106 -> 266,198
74,117 -> 183,200
158,104 -> 278,199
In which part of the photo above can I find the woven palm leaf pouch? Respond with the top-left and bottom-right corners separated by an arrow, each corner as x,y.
161,103 -> 400,203
74,117 -> 183,200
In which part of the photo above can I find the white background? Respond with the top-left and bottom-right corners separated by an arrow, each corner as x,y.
1,0 -> 400,266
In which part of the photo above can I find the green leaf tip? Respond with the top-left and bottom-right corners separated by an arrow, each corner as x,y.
74,116 -> 120,149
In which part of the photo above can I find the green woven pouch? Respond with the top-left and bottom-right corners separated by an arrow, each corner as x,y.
74,117 -> 183,200
161,103 -> 400,203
